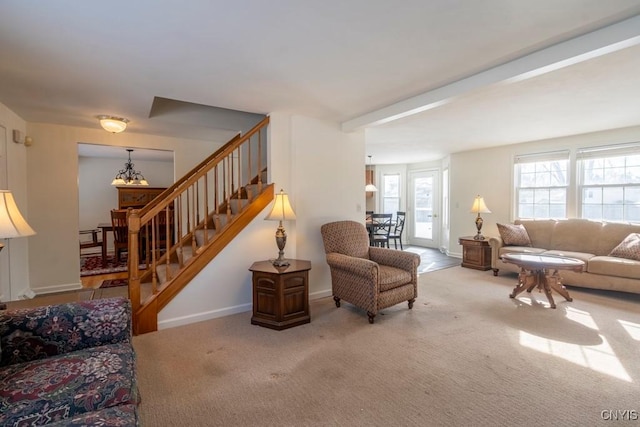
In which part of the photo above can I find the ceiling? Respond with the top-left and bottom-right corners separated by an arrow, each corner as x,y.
77,143 -> 173,162
1,1 -> 640,164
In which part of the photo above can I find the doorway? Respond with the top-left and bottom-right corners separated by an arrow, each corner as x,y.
77,144 -> 174,261
408,169 -> 439,248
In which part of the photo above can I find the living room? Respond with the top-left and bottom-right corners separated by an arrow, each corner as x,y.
1,3 -> 639,327
0,1 -> 640,425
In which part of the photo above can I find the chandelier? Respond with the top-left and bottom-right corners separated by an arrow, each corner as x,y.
111,149 -> 149,186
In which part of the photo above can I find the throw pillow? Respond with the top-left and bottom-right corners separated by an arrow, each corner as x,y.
497,223 -> 532,247
609,233 -> 640,261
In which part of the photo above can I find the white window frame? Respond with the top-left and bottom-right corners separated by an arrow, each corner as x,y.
381,172 -> 401,215
514,150 -> 570,220
577,143 -> 640,222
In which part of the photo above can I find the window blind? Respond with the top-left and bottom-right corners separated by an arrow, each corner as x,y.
514,150 -> 570,164
577,142 -> 640,160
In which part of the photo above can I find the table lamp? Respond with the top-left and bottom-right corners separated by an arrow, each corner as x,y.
265,189 -> 296,267
470,195 -> 491,240
0,190 -> 36,306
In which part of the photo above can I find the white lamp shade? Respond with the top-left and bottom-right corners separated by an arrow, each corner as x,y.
98,116 -> 129,133
265,190 -> 297,221
0,190 -> 36,238
470,196 -> 491,214
365,183 -> 378,192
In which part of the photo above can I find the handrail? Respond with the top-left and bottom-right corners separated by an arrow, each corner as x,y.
127,116 -> 270,334
142,116 -> 270,215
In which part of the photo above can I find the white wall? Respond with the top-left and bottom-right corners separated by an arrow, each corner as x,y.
159,113 -> 366,329
291,115 -> 365,294
26,122 -> 223,295
447,125 -> 640,257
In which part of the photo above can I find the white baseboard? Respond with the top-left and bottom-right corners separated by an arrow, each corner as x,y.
158,288 -> 334,331
158,303 -> 253,330
310,289 -> 332,300
31,282 -> 84,296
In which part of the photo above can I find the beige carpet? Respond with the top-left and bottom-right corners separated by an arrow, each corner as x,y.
133,267 -> 640,426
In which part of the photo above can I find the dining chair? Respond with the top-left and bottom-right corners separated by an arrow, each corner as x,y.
142,206 -> 175,262
110,209 -> 129,262
370,213 -> 392,247
389,211 -> 406,250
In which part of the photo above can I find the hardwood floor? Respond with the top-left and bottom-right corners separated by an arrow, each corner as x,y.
404,245 -> 459,273
5,270 -> 128,310
80,270 -> 128,289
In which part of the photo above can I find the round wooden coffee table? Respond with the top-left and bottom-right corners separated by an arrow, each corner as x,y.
500,253 -> 585,309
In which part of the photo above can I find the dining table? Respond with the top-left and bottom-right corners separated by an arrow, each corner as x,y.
97,222 -> 113,266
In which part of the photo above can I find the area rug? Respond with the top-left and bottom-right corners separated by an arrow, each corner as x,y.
80,254 -> 128,277
100,279 -> 128,288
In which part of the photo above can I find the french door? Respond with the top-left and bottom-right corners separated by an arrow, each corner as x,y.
408,169 -> 439,248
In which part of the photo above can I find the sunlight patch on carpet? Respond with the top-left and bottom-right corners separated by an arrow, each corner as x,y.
565,306 -> 599,330
519,330 -> 632,382
619,320 -> 640,341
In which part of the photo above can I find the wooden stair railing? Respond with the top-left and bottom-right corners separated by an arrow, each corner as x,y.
127,116 -> 272,335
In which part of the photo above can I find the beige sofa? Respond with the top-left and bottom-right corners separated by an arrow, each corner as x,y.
489,219 -> 640,294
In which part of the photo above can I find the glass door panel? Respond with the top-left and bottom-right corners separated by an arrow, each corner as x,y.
409,170 -> 439,248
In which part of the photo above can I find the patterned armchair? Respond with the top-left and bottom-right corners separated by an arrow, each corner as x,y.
0,297 -> 139,426
321,220 -> 421,323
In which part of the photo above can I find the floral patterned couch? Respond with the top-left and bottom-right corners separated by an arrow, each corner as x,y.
0,297 -> 139,426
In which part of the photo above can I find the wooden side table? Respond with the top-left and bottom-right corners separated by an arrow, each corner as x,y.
458,236 -> 492,271
249,259 -> 311,330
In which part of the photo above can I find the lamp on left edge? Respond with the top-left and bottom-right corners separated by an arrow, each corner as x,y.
0,190 -> 36,307
265,189 -> 296,267
0,190 -> 36,242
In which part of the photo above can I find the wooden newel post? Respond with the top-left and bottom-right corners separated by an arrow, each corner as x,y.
127,209 -> 142,318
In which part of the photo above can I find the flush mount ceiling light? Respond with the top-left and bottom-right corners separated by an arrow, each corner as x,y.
97,115 -> 129,133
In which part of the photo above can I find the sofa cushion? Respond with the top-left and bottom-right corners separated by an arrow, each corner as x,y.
0,297 -> 131,367
516,219 -> 556,249
588,255 -> 640,279
497,223 -> 531,246
549,219 -> 602,254
0,343 -> 137,427
599,223 -> 640,255
608,233 -> 640,261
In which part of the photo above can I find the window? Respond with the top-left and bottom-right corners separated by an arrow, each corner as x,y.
578,143 -> 640,222
514,151 -> 569,219
382,173 -> 400,215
